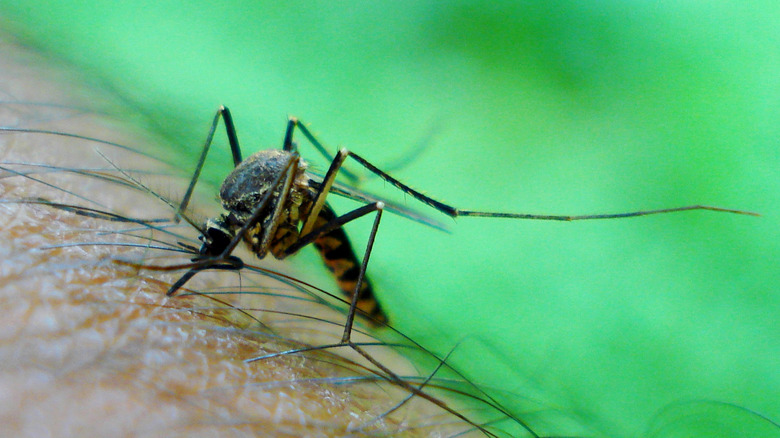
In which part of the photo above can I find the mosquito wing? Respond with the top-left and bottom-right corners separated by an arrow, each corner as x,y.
307,172 -> 451,233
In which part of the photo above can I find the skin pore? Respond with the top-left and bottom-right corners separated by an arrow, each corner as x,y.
0,37 -> 505,437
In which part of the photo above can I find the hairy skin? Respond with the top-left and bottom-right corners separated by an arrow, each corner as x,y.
0,37 -> 487,438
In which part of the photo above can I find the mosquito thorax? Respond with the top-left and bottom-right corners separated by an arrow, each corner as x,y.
219,149 -> 311,221
212,148 -> 316,259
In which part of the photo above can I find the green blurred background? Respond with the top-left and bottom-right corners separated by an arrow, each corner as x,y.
2,1 -> 777,436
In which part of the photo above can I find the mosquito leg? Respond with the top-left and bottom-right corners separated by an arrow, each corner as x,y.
342,202 -> 383,342
284,199 -> 388,326
166,267 -> 204,296
293,118 -> 442,186
166,256 -> 244,296
300,148 -> 348,236
176,105 -> 242,220
286,202 -> 383,256
285,201 -> 387,325
343,150 -> 759,220
286,117 -> 360,182
282,117 -> 296,152
348,342 -> 506,438
221,106 -> 242,166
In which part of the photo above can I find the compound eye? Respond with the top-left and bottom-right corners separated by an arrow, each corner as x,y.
199,226 -> 232,256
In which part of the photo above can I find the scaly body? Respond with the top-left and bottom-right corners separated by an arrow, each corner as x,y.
197,149 -> 385,322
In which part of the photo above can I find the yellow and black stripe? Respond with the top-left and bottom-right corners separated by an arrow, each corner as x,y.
311,204 -> 386,324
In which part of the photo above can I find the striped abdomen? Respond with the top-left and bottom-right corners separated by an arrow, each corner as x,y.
311,204 -> 386,324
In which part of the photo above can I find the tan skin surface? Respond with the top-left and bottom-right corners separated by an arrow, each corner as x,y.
0,38 -> 517,438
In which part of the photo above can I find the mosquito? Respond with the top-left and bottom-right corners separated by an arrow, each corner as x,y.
168,105 -> 758,343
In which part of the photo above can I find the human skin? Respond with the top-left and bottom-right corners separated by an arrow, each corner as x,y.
0,37 -> 500,438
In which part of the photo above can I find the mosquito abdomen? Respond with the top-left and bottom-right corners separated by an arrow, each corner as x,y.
312,205 -> 386,324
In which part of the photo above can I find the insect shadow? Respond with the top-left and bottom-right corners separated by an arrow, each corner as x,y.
168,105 -> 758,345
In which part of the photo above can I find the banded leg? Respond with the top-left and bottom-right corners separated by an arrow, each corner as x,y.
286,201 -> 387,328
293,116 -> 441,181
285,117 -> 360,183
311,204 -> 386,324
344,150 -> 759,220
288,117 -> 757,220
177,106 -> 242,221
280,199 -> 387,337
341,202 -> 383,341
280,145 -> 386,324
